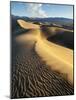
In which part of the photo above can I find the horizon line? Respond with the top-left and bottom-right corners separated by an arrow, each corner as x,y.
11,14 -> 73,20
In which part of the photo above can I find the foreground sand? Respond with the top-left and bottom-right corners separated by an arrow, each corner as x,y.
11,38 -> 73,98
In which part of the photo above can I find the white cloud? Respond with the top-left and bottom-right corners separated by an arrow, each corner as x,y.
27,3 -> 47,18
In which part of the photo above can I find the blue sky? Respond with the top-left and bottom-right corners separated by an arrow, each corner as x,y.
11,1 -> 73,19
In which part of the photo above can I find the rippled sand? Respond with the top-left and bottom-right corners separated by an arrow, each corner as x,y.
11,38 -> 73,99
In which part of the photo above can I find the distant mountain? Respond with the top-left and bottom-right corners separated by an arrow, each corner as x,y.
11,15 -> 73,23
11,15 -> 73,32
30,17 -> 73,24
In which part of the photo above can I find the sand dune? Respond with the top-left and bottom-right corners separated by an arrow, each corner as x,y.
35,36 -> 73,84
17,20 -> 73,85
11,19 -> 74,98
17,20 -> 40,29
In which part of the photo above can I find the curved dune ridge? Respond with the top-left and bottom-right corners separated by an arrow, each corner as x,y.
17,20 -> 40,29
17,19 -> 73,84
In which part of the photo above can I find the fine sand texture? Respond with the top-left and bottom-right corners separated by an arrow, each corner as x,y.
11,20 -> 74,98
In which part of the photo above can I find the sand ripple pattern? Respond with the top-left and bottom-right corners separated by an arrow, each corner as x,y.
11,40 -> 74,99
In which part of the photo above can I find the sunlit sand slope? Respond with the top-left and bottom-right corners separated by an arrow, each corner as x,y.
17,19 -> 40,29
17,20 -> 73,84
35,36 -> 73,84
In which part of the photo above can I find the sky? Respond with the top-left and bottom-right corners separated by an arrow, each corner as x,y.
11,1 -> 73,19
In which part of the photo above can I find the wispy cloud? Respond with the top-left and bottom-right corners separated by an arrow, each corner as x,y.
27,3 -> 47,18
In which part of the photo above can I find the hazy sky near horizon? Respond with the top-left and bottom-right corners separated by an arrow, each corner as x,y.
11,1 -> 73,19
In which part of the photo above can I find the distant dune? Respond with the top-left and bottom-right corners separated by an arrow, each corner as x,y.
17,20 -> 73,84
40,25 -> 74,49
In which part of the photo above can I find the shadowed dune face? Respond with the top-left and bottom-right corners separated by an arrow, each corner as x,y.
47,28 -> 74,49
40,25 -> 73,41
17,19 -> 73,85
